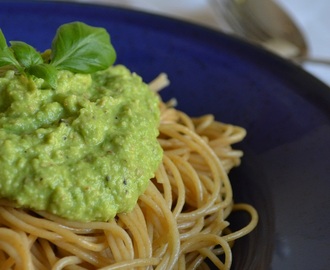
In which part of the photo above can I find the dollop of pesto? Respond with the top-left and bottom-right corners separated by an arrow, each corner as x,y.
0,65 -> 162,221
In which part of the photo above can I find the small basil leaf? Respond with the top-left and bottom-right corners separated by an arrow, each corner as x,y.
50,22 -> 116,73
0,29 -> 8,50
0,30 -> 22,71
26,64 -> 58,89
0,47 -> 21,70
10,41 -> 43,68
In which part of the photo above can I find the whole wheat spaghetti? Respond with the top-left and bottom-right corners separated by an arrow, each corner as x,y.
0,74 -> 258,270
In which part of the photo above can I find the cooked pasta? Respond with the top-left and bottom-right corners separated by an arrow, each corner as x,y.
0,74 -> 258,270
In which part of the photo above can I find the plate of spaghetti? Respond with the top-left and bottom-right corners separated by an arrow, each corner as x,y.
1,1 -> 330,270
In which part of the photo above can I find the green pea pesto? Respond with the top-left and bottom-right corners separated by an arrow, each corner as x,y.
0,65 -> 163,221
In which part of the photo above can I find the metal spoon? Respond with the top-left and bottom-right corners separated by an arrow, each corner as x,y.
209,0 -> 330,65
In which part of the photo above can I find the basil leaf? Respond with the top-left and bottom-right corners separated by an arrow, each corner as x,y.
10,41 -> 43,68
0,30 -> 21,69
0,47 -> 21,70
50,22 -> 116,73
26,64 -> 58,89
0,29 -> 7,50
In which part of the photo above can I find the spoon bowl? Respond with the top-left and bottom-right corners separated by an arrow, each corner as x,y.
209,0 -> 308,59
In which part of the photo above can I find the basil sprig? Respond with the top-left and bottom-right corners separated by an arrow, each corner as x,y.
0,22 -> 116,88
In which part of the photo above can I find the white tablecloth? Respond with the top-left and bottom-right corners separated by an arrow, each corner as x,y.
67,0 -> 330,86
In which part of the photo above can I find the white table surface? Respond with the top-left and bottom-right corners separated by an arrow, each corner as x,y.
64,0 -> 330,86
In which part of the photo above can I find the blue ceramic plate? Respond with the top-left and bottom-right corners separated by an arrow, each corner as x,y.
1,1 -> 330,269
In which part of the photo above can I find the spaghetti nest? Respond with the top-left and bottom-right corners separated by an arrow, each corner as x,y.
0,74 -> 258,270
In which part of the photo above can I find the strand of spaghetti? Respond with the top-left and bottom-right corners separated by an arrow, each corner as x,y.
197,174 -> 224,205
166,153 -> 204,208
188,145 -> 241,172
197,121 -> 234,139
223,203 -> 259,242
154,161 -> 173,210
138,193 -> 166,229
52,241 -> 109,267
143,183 -> 180,270
161,154 -> 186,218
203,124 -> 246,145
139,200 -> 170,262
145,216 -> 155,253
30,238 -> 50,270
199,247 -> 226,269
105,230 -> 130,262
198,262 -> 213,270
31,214 -> 105,252
117,205 -> 152,261
159,107 -> 179,124
0,228 -> 33,270
185,250 -> 220,270
193,114 -> 214,134
31,253 -> 49,270
148,73 -> 169,92
158,137 -> 186,148
163,122 -> 229,191
0,241 -> 20,270
140,194 -> 172,246
37,211 -> 128,233
0,257 -> 16,270
181,212 -> 229,267
0,250 -> 6,262
177,219 -> 198,231
180,233 -> 232,270
10,229 -> 34,268
51,256 -> 83,270
99,257 -> 160,270
185,248 -> 219,270
163,147 -> 190,160
104,220 -> 134,262
181,169 -> 232,219
39,239 -> 58,266
219,159 -> 241,173
207,128 -> 245,148
212,233 -> 235,256
211,147 -> 244,159
0,207 -> 104,252
175,110 -> 196,131
200,203 -> 226,221
137,191 -> 172,260
176,255 -> 186,270
179,216 -> 205,240
159,124 -> 224,221
1,231 -> 38,270
198,180 -> 231,222
201,213 -> 230,236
